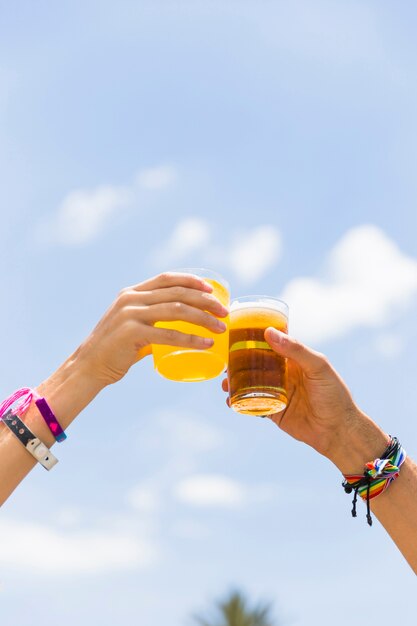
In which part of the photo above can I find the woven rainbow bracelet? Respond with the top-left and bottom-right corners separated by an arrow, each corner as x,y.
342,436 -> 406,526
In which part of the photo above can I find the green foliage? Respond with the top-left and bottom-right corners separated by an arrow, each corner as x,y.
193,590 -> 277,626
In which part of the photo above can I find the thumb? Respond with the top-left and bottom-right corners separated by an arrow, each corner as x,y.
265,327 -> 330,378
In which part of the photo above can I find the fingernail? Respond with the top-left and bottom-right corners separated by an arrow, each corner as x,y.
202,281 -> 213,292
216,320 -> 227,332
267,327 -> 284,342
202,337 -> 214,346
214,305 -> 229,318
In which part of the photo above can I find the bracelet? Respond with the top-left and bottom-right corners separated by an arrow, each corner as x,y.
0,387 -> 67,443
0,387 -> 65,470
342,436 -> 406,526
2,409 -> 58,470
34,397 -> 67,443
0,387 -> 34,418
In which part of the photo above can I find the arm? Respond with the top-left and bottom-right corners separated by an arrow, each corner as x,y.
264,328 -> 417,574
223,328 -> 417,574
0,272 -> 228,505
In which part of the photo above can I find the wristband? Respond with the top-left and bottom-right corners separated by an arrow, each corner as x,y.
35,397 -> 67,443
0,387 -> 67,443
2,409 -> 58,470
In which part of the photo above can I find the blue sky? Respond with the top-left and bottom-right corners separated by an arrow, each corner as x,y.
1,1 -> 417,624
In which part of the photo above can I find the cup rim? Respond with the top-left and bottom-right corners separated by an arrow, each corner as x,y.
231,295 -> 288,315
171,268 -> 230,291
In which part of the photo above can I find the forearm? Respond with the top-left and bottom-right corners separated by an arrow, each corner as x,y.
0,349 -> 104,505
0,272 -> 228,506
327,410 -> 417,574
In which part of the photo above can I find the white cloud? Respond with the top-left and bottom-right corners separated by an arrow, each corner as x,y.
126,413 -> 230,526
174,474 -> 246,508
0,517 -> 156,575
127,484 -> 161,514
38,164 -> 177,246
282,225 -> 417,344
133,410 -> 224,479
151,217 -> 211,267
136,165 -> 176,190
173,475 -> 278,510
152,220 -> 282,285
142,410 -> 223,456
40,184 -> 132,246
373,332 -> 405,359
228,225 -> 282,284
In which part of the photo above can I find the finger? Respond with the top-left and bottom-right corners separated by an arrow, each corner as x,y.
264,327 -> 331,378
121,287 -> 229,318
146,325 -> 215,350
140,302 -> 227,334
136,345 -> 152,361
221,378 -> 229,392
131,272 -> 214,294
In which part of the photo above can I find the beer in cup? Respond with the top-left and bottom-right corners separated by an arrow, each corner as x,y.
228,296 -> 288,415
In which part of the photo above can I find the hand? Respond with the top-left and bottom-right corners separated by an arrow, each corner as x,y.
76,272 -> 229,387
223,328 -> 370,464
0,272 -> 229,505
223,330 -> 417,575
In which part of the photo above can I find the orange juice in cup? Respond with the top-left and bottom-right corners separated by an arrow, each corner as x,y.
152,269 -> 230,382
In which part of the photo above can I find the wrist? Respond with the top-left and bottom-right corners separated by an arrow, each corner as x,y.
28,351 -> 105,444
324,408 -> 389,475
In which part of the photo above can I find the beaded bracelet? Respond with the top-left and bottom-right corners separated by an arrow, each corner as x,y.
342,436 -> 406,526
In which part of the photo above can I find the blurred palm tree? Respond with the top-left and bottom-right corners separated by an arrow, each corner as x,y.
193,589 -> 278,626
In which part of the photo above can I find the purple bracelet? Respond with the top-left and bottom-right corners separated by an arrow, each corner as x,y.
35,397 -> 67,443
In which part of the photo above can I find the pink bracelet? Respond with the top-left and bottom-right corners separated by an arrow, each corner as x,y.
0,388 -> 33,417
0,388 -> 67,443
